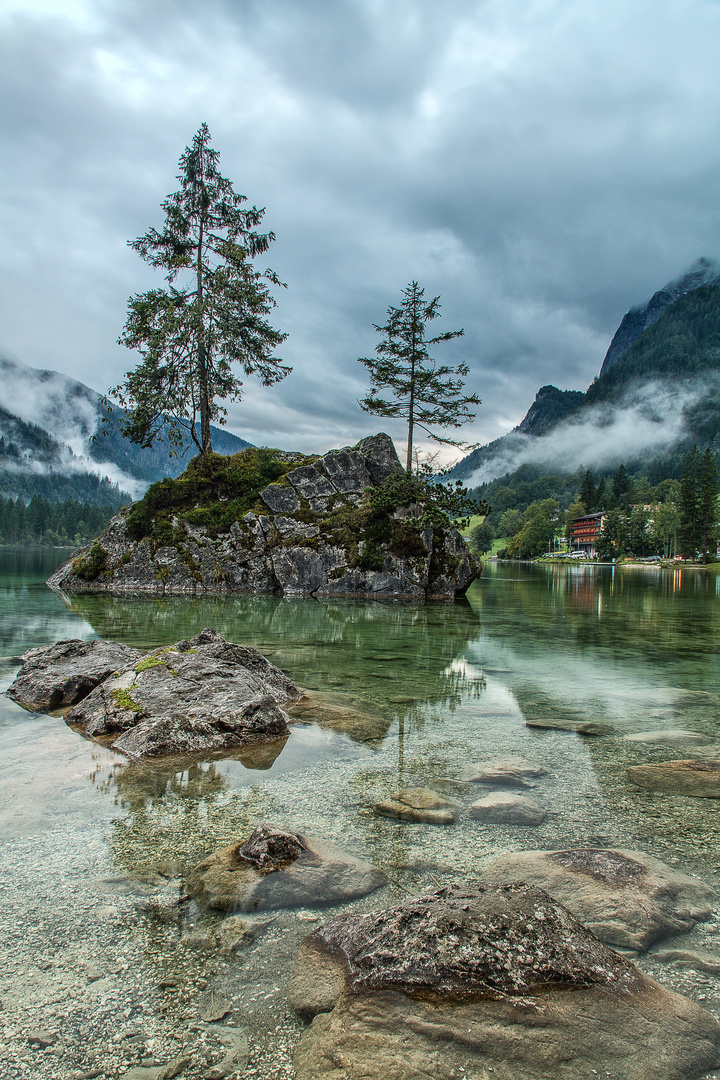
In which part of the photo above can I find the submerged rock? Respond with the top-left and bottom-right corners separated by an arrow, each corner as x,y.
373,787 -> 458,825
186,822 -> 386,911
289,881 -> 720,1080
627,758 -> 720,797
469,791 -> 546,825
286,692 -> 391,743
65,627 -> 300,760
623,729 -> 715,746
47,434 -> 479,599
525,718 -> 613,735
460,759 -> 547,788
481,847 -> 714,951
652,948 -> 720,975
7,638 -> 144,710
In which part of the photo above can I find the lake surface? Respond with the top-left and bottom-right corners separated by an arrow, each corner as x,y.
1,550 -> 720,1078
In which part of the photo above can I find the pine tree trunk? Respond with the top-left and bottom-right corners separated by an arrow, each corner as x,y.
406,320 -> 417,473
196,180 -> 212,457
198,341 -> 212,455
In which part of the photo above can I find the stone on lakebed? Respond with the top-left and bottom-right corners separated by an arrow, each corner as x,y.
627,758 -> 720,797
623,729 -> 715,746
373,787 -> 458,825
289,881 -> 720,1080
480,847 -> 714,952
186,823 -> 386,911
469,791 -> 547,825
525,718 -> 614,736
460,758 -> 547,788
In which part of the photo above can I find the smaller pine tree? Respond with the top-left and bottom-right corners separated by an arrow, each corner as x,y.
358,281 -> 480,472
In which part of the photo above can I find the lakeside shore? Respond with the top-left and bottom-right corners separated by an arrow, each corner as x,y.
490,554 -> 720,571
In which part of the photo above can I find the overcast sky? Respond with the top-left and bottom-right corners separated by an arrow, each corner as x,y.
2,0 -> 720,463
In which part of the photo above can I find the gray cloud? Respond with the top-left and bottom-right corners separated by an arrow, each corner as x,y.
1,0 -> 720,462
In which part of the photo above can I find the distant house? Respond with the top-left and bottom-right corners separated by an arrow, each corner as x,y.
569,511 -> 606,557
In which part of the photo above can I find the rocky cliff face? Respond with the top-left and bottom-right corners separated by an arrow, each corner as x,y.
48,434 -> 479,599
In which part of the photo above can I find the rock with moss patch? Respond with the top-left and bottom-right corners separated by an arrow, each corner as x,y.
6,638 -> 145,710
289,881 -> 720,1080
186,822 -> 387,911
47,434 -> 480,599
480,847 -> 714,951
65,627 -> 301,759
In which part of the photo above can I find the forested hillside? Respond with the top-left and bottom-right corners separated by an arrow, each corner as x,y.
585,285 -> 720,408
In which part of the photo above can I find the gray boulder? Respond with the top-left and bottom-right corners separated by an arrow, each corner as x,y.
186,822 -> 386,911
481,847 -> 714,951
259,483 -> 300,514
289,881 -> 720,1080
65,628 -> 300,760
7,638 -> 144,710
47,434 -> 480,599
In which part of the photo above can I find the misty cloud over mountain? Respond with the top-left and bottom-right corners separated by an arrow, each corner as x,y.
461,378 -> 707,487
0,353 -> 251,503
452,265 -> 720,487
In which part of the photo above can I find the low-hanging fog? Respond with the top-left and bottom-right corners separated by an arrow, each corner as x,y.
464,378 -> 712,487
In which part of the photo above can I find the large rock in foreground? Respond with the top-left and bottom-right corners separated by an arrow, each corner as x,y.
7,638 -> 144,710
47,434 -> 479,599
289,881 -> 720,1080
186,823 -> 386,911
481,847 -> 713,951
65,628 -> 301,760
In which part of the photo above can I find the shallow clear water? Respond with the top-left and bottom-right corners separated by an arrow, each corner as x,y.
2,550 -> 720,1078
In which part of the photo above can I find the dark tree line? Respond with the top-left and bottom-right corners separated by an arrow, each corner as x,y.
472,445 -> 719,562
579,446 -> 717,561
0,495 -> 115,546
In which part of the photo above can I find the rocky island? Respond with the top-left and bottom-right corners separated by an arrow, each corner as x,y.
47,434 -> 479,599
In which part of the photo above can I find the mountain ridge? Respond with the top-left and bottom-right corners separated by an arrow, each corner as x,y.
0,354 -> 253,504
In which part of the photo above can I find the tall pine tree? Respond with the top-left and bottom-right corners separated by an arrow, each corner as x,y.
678,444 -> 702,557
357,282 -> 479,472
698,446 -> 718,563
112,124 -> 289,457
579,469 -> 596,512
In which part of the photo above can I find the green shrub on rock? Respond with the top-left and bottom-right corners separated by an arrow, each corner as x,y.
72,540 -> 109,580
